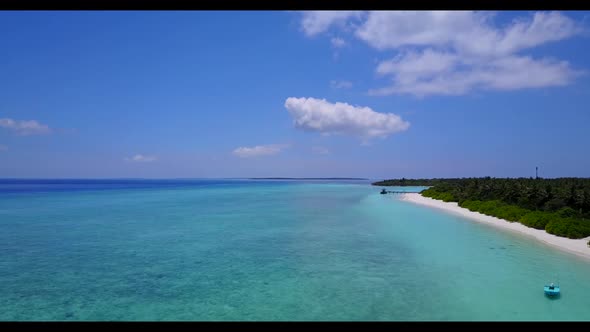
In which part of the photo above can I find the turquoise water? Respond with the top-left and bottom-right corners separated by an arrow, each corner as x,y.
1,180 -> 590,321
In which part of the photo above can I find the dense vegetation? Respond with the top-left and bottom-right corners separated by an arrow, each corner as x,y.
373,177 -> 590,239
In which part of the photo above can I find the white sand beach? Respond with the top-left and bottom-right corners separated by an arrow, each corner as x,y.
399,193 -> 590,260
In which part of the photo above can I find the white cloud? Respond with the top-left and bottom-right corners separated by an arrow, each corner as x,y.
355,11 -> 580,55
330,80 -> 353,89
478,56 -> 577,90
0,118 -> 52,135
376,49 -> 458,77
284,97 -> 409,140
356,11 -> 481,50
474,11 -> 581,57
232,144 -> 288,158
300,11 -> 362,36
298,11 -> 584,96
0,145 -> 7,151
125,154 -> 157,162
370,51 -> 579,97
312,146 -> 330,155
331,37 -> 347,48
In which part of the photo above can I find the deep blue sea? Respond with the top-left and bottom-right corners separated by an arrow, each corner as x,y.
1,179 -> 589,321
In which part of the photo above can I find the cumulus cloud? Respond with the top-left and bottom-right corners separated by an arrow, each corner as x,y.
355,11 -> 479,50
232,144 -> 288,158
355,11 -> 580,55
284,97 -> 409,140
330,80 -> 353,89
0,118 -> 52,135
463,11 -> 581,57
370,51 -> 579,97
298,11 -> 584,96
125,154 -> 157,162
300,11 -> 362,36
376,49 -> 458,77
330,37 -> 347,48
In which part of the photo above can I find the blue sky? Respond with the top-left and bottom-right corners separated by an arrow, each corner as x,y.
1,11 -> 589,179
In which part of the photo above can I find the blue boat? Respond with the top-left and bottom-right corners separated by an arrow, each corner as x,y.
544,283 -> 560,297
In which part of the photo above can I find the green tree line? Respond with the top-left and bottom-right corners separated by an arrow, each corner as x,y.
373,177 -> 590,239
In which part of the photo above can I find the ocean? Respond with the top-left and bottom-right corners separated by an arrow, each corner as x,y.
1,179 -> 589,321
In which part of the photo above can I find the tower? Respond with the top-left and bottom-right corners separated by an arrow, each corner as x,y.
536,166 -> 538,179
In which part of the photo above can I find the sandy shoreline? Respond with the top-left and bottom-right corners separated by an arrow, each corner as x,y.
399,193 -> 590,261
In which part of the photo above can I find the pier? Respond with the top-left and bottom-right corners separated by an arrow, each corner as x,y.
380,189 -> 422,195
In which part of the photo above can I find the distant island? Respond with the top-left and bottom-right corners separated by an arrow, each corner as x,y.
373,177 -> 590,240
250,177 -> 368,180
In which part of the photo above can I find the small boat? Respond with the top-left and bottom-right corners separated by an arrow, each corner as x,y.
380,189 -> 388,194
544,283 -> 560,297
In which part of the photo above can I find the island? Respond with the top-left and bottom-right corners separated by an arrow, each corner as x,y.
373,177 -> 590,246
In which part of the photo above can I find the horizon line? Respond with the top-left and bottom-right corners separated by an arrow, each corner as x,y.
0,177 -> 373,180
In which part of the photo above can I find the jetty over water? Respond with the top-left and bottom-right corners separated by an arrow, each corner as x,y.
380,189 -> 422,195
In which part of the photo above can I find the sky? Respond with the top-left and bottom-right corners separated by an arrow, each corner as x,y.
1,10 -> 590,179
